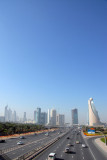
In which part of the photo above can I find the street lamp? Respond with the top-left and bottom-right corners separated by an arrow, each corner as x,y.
104,135 -> 107,146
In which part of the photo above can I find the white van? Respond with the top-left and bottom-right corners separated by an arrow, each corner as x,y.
48,153 -> 56,160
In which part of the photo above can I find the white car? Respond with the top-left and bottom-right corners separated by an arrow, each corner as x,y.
82,144 -> 86,148
17,141 -> 24,145
20,136 -> 25,139
48,153 -> 56,160
76,141 -> 79,144
64,148 -> 70,153
45,132 -> 49,136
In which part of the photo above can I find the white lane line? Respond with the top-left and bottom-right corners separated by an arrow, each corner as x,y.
81,133 -> 96,160
61,155 -> 62,157
83,157 -> 84,159
72,155 -> 73,158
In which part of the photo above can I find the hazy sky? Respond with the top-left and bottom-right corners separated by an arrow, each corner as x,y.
0,0 -> 107,124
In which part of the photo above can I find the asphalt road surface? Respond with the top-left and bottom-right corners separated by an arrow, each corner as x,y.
86,136 -> 107,160
33,129 -> 107,160
0,128 -> 107,160
0,128 -> 67,159
33,129 -> 94,160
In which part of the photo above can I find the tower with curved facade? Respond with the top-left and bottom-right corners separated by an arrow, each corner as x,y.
88,98 -> 101,126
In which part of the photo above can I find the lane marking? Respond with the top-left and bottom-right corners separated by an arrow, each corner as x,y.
81,132 -> 96,160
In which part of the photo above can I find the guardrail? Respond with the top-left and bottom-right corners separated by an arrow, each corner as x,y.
17,138 -> 59,160
14,131 -> 68,160
0,154 -> 11,160
0,145 -> 24,154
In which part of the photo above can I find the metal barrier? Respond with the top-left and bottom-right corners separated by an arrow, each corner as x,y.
0,131 -> 68,160
0,154 -> 11,160
16,132 -> 68,160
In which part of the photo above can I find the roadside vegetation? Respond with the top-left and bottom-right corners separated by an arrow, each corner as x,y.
82,126 -> 107,136
0,122 -> 45,136
100,137 -> 107,144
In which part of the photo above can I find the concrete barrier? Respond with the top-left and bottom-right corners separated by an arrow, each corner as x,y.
15,132 -> 68,160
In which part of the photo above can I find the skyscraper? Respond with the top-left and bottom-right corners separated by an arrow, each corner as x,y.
88,98 -> 101,126
71,108 -> 78,125
4,105 -> 8,122
41,112 -> 47,125
47,109 -> 50,125
34,108 -> 41,124
8,108 -> 12,122
50,109 -> 56,126
56,114 -> 65,127
13,110 -> 17,122
23,112 -> 27,122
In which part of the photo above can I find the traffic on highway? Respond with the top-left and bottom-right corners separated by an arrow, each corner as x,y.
0,127 -> 107,160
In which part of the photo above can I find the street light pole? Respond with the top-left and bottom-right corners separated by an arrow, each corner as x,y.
104,135 -> 107,146
100,131 -> 107,146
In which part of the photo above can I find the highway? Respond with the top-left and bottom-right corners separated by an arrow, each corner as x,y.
0,128 -> 107,160
0,129 -> 67,159
86,136 -> 107,160
33,129 -> 94,160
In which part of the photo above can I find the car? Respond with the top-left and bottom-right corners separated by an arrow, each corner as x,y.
67,143 -> 71,146
67,137 -> 70,139
45,132 -> 49,136
48,153 -> 56,160
76,140 -> 79,144
82,144 -> 86,148
17,141 -> 24,145
0,140 -> 5,143
64,148 -> 70,153
20,136 -> 25,139
34,133 -> 37,135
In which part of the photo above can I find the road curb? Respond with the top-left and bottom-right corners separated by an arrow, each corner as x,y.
94,138 -> 107,158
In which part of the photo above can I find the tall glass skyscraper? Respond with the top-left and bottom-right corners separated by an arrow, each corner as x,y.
34,108 -> 41,124
71,108 -> 78,125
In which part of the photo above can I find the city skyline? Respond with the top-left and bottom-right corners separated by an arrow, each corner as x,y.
0,98 -> 105,125
0,105 -> 65,125
0,0 -> 107,124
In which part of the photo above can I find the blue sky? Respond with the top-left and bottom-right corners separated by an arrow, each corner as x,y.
0,0 -> 107,124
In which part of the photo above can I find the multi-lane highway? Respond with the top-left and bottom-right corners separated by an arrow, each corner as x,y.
32,128 -> 107,160
0,127 -> 107,160
33,129 -> 94,160
87,136 -> 107,160
0,129 -> 66,159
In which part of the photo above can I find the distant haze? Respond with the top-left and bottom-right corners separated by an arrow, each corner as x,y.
0,0 -> 107,124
